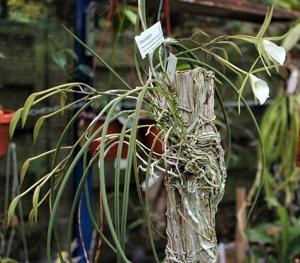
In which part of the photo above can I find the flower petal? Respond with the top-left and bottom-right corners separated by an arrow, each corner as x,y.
263,40 -> 286,66
249,74 -> 270,105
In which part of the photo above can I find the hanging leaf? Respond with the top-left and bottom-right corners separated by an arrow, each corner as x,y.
20,159 -> 30,185
9,108 -> 22,138
7,197 -> 20,225
33,117 -> 45,144
22,94 -> 36,127
28,209 -> 35,225
32,186 -> 41,223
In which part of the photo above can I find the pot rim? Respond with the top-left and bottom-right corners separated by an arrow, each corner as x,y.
0,109 -> 15,124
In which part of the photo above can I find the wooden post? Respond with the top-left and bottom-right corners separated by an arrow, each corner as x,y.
160,68 -> 227,263
236,187 -> 248,263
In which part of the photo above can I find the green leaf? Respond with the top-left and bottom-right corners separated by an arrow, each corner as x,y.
265,196 -> 280,207
52,51 -> 67,69
28,209 -> 35,225
176,63 -> 191,71
22,94 -> 36,127
7,197 -> 20,225
64,26 -> 132,89
60,91 -> 67,115
33,117 -> 45,144
277,205 -> 290,260
77,64 -> 93,77
9,108 -> 22,138
32,186 -> 41,223
282,23 -> 300,52
122,7 -> 137,25
20,159 -> 30,185
257,7 -> 274,39
138,0 -> 147,29
0,52 -> 5,59
246,223 -> 276,244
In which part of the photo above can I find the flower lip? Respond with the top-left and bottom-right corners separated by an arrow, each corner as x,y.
249,74 -> 270,105
262,39 -> 286,66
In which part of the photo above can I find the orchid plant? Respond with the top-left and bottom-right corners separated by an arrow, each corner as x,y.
6,2 -> 291,262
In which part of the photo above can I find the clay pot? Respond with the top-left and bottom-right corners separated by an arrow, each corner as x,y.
80,113 -> 128,160
0,109 -> 14,159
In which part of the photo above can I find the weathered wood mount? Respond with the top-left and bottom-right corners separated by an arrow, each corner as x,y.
158,68 -> 227,263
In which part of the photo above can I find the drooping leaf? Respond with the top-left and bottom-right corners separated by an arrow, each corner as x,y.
7,197 -> 20,225
20,159 -> 30,185
9,108 -> 22,138
22,94 -> 36,127
33,117 -> 45,144
32,186 -> 41,223
28,209 -> 35,225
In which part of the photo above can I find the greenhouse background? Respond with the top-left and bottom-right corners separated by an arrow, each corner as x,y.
0,0 -> 299,262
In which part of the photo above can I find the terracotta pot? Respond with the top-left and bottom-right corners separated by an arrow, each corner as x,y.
80,113 -> 128,160
0,109 -> 14,159
139,118 -> 163,156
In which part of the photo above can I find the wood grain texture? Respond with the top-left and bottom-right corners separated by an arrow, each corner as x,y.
160,68 -> 226,263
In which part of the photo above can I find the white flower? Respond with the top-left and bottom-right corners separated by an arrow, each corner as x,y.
249,74 -> 270,105
262,40 -> 286,66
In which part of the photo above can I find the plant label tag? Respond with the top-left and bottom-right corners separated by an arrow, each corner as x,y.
135,22 -> 164,59
167,53 -> 177,83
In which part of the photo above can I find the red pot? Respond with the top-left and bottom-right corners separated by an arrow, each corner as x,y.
80,113 -> 128,160
139,118 -> 163,156
0,109 -> 14,159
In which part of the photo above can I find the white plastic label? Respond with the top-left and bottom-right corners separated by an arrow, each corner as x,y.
167,53 -> 177,83
135,22 -> 164,59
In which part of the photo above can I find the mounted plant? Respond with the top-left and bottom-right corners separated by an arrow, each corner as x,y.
6,2 -> 288,262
